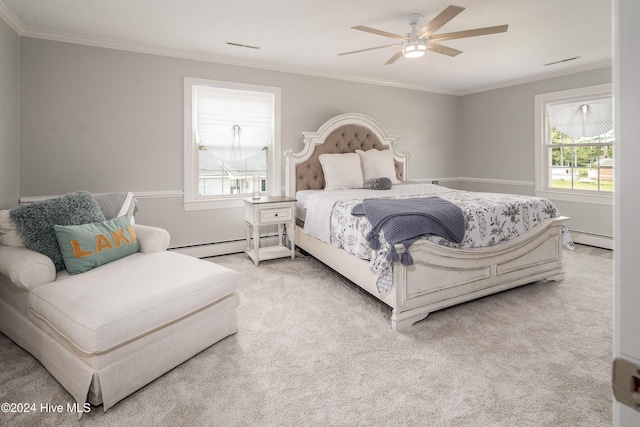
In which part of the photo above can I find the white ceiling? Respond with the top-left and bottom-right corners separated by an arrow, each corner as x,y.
0,0 -> 612,95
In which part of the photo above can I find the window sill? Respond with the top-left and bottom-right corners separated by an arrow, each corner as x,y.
534,189 -> 613,206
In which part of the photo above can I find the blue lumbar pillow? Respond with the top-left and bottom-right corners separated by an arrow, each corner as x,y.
9,191 -> 106,271
54,215 -> 140,275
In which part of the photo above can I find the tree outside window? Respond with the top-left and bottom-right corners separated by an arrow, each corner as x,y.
547,97 -> 614,192
535,84 -> 614,203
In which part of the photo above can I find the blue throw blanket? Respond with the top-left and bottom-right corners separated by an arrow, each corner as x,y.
351,197 -> 465,266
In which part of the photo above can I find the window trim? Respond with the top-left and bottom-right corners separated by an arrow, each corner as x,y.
534,83 -> 613,206
183,77 -> 281,211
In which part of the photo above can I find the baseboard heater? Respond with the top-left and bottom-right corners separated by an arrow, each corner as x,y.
169,235 -> 283,258
569,230 -> 613,250
171,230 -> 612,258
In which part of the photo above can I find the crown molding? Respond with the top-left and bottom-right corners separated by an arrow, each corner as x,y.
19,25 -> 614,97
0,0 -> 25,34
18,25 -> 459,96
458,60 -> 612,96
3,0 -> 611,98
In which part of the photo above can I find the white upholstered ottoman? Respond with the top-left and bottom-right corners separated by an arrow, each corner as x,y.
26,250 -> 238,411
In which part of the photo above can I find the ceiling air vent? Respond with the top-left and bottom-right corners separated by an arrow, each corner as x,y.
225,42 -> 260,50
544,56 -> 580,66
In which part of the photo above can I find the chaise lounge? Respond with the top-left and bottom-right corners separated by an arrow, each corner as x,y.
0,192 -> 238,415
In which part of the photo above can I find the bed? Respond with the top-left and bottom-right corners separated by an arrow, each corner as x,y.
285,113 -> 571,331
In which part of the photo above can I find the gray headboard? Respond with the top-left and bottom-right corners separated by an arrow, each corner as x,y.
285,113 -> 409,196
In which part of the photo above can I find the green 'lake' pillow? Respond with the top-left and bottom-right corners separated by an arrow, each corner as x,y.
54,215 -> 140,275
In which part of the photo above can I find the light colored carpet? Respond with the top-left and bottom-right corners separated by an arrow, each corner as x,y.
0,244 -> 612,426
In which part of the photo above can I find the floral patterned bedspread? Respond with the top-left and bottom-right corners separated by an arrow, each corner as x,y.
302,183 -> 573,293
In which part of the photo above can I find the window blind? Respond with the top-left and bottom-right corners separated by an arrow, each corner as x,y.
548,97 -> 613,139
196,86 -> 274,162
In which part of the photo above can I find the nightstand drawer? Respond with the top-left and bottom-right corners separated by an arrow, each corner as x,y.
259,207 -> 293,223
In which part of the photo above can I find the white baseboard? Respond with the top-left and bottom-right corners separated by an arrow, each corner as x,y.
170,235 -> 281,258
570,231 -> 613,250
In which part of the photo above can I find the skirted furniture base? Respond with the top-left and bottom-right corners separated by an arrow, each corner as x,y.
0,227 -> 238,415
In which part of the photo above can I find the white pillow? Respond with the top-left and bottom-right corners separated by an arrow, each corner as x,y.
319,153 -> 364,190
356,149 -> 400,184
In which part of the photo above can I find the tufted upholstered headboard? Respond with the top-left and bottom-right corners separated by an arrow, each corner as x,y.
285,113 -> 409,197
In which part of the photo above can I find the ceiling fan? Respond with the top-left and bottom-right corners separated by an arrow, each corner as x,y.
338,5 -> 508,65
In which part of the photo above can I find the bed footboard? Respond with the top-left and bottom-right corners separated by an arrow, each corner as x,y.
295,216 -> 568,331
391,216 -> 568,331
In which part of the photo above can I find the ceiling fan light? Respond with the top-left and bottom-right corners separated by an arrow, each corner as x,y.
403,42 -> 426,58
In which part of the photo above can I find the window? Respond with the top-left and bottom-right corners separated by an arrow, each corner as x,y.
534,84 -> 613,205
184,78 -> 281,210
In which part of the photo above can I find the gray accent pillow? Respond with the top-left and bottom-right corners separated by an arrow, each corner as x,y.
10,191 -> 106,272
363,177 -> 392,190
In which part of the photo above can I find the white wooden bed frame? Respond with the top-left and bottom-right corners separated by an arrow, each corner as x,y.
285,113 -> 568,331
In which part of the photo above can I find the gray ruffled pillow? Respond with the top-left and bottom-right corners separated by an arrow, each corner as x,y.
10,191 -> 106,271
363,177 -> 392,190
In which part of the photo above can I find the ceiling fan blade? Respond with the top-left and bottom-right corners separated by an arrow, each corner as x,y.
338,44 -> 399,56
352,25 -> 408,41
429,24 -> 509,41
426,41 -> 463,57
416,5 -> 465,38
384,50 -> 404,65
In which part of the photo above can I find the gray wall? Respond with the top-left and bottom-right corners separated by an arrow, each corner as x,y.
0,18 -> 20,209
14,35 -> 614,248
19,38 -> 460,248
459,67 -> 613,239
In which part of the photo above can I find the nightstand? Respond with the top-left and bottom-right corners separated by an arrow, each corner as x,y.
243,196 -> 296,266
